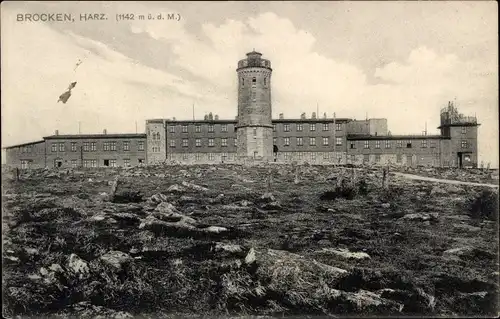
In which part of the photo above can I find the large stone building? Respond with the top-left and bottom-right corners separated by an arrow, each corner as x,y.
4,51 -> 479,169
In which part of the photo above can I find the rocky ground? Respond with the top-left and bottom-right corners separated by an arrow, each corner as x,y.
2,164 -> 499,318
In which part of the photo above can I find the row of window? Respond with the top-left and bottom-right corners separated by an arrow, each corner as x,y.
169,124 -> 229,134
241,76 -> 268,88
281,152 -> 339,161
274,137 -> 341,146
273,123 -> 342,132
169,153 -> 233,161
80,159 -> 144,167
166,122 -> 343,134
50,141 -> 145,152
350,140 -> 438,149
169,138 -> 237,148
19,145 -> 35,153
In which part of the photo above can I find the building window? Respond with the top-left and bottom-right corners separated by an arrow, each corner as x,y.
109,159 -> 117,167
124,159 -> 130,166
91,160 -> 97,167
430,140 -> 436,148
20,160 -> 29,169
182,139 -> 188,147
181,125 -> 188,133
375,154 -> 381,162
396,154 -> 402,163
195,153 -> 202,161
152,147 -> 160,152
71,142 -> 77,152
406,142 -> 412,148
385,140 -> 391,148
123,141 -> 129,151
170,140 -> 176,148
221,124 -> 228,132
297,137 -> 303,146
273,137 -> 277,144
421,140 -> 427,148
195,139 -> 201,147
195,125 -> 201,133
208,124 -> 214,133
461,127 -> 467,134
234,138 -> 237,146
310,123 -> 316,131
241,78 -> 244,87
208,138 -> 215,147
51,143 -> 58,152
461,140 -> 468,148
323,152 -> 329,160
297,152 -> 303,160
323,123 -> 329,131
83,142 -> 89,152
284,137 -> 290,146
364,141 -> 369,149
182,153 -> 188,161
323,137 -> 329,146
57,143 -> 64,152
138,141 -> 145,151
103,142 -> 110,151
284,124 -> 290,132
90,142 -> 96,151
208,153 -> 215,161
396,140 -> 402,148
336,123 -> 342,131
297,123 -> 303,132
350,142 -> 356,149
335,137 -> 342,146
252,77 -> 256,83
375,141 -> 380,149
221,153 -> 228,162
350,154 -> 356,162
284,153 -> 291,160
138,159 -> 144,164
309,137 -> 316,146
264,77 -> 267,86
221,138 -> 227,147
111,142 -> 117,151
311,153 -> 316,160
273,124 -> 276,132
71,159 -> 77,167
253,128 -> 257,137
169,126 -> 175,133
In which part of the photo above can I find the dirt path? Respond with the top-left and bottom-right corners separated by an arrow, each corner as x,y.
393,172 -> 499,188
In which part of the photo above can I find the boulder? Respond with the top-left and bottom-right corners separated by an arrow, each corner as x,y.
68,254 -> 90,278
318,248 -> 371,260
99,251 -> 133,271
167,184 -> 186,193
181,181 -> 208,192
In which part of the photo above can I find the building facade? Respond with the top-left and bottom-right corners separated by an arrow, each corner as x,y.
4,52 -> 479,169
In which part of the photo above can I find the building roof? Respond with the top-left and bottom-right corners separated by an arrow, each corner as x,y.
247,50 -> 262,56
151,118 -> 352,124
3,140 -> 45,149
347,134 -> 449,140
43,133 -> 146,140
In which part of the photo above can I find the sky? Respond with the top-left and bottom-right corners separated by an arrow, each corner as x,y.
1,1 -> 498,166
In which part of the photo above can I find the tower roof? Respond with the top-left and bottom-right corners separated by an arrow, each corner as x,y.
246,50 -> 262,56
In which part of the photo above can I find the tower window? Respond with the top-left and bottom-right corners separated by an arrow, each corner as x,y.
253,128 -> 257,138
264,77 -> 267,86
252,77 -> 256,83
242,78 -> 244,86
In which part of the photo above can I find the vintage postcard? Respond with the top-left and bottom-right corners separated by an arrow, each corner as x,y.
1,1 -> 498,318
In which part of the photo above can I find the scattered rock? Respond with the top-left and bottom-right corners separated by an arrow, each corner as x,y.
430,186 -> 448,196
181,181 -> 208,192
167,184 -> 186,193
381,203 -> 391,209
259,192 -> 275,203
245,247 -> 256,264
452,224 -> 481,232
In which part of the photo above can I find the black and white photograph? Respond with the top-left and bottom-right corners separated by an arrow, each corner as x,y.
1,1 -> 499,318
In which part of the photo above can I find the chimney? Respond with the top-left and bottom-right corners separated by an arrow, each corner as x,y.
214,114 -> 219,120
173,117 -> 176,121
279,113 -> 284,119
312,112 -> 317,119
55,130 -> 59,136
300,112 -> 306,119
208,112 -> 213,120
103,129 -> 107,135
204,114 -> 209,120
323,112 -> 327,119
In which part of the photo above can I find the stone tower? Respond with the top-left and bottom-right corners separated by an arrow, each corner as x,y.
236,51 -> 273,162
